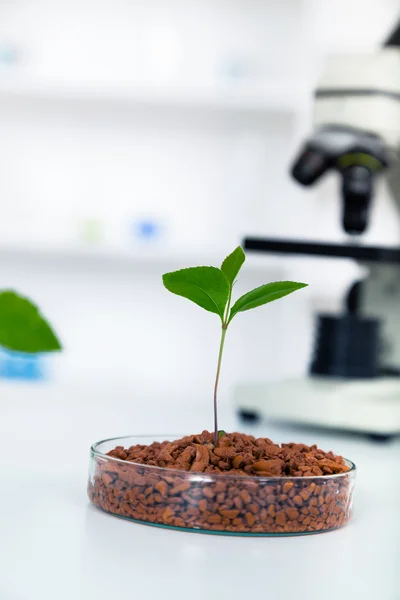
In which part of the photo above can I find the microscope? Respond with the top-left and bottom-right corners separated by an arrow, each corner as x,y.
235,22 -> 400,440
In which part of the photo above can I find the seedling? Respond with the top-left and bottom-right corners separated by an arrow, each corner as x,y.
0,290 -> 61,353
163,247 -> 307,444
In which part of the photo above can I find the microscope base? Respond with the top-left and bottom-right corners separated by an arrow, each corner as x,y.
234,377 -> 400,437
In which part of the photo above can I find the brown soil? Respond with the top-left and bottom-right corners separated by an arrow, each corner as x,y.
88,431 -> 354,535
106,430 -> 350,477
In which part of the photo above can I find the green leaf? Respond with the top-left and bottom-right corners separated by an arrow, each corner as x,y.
163,266 -> 230,321
221,246 -> 245,285
0,290 -> 62,353
218,430 -> 226,439
229,281 -> 308,322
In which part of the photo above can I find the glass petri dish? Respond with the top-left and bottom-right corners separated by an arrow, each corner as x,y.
88,435 -> 356,536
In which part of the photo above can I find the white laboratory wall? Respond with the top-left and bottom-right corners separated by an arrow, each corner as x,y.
0,0 -> 398,400
0,0 -> 306,85
0,0 -> 308,250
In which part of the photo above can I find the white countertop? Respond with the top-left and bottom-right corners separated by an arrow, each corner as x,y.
1,379 -> 399,600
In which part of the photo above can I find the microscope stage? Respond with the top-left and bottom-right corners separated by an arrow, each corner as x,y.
234,377 -> 400,436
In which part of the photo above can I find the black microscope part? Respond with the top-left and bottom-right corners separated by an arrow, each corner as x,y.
291,149 -> 329,186
341,165 -> 373,234
243,237 -> 400,264
290,126 -> 390,235
310,314 -> 380,379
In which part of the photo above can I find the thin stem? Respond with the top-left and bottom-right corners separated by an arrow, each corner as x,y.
213,325 -> 227,445
213,284 -> 233,445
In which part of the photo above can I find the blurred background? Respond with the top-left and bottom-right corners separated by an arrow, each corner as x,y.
0,0 -> 398,416
2,5 -> 400,598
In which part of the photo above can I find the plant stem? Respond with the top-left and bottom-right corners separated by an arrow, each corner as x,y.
213,325 -> 227,445
213,284 -> 233,444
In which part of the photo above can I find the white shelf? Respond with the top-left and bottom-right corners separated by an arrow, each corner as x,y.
0,79 -> 309,114
0,240 -> 283,271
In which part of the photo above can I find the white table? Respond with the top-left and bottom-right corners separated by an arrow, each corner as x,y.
1,380 -> 399,600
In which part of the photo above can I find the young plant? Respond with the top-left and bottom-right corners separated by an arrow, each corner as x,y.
0,290 -> 61,353
163,247 -> 307,445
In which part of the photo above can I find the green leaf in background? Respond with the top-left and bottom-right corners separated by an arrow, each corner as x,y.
163,266 -> 230,321
229,281 -> 308,323
221,246 -> 245,285
0,290 -> 62,353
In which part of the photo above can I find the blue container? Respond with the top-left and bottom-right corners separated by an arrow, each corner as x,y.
0,349 -> 46,381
